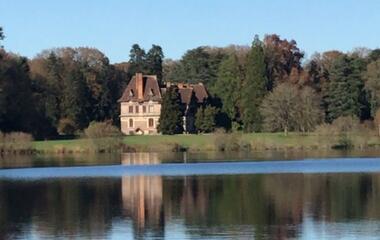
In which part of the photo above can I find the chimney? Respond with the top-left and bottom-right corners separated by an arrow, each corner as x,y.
136,73 -> 143,100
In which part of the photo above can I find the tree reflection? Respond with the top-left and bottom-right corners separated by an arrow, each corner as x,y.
1,171 -> 380,239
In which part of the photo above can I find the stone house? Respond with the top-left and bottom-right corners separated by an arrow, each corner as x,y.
119,73 -> 208,135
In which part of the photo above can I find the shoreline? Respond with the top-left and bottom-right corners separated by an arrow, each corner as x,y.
1,132 -> 379,156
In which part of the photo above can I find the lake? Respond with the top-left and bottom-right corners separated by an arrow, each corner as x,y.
1,150 -> 380,239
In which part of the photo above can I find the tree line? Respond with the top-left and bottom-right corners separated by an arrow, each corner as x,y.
1,25 -> 380,138
162,35 -> 380,134
0,27 -> 165,139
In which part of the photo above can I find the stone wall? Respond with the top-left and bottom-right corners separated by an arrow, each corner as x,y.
120,101 -> 161,135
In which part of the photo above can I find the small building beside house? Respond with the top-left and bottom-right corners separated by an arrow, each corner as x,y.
119,73 -> 208,135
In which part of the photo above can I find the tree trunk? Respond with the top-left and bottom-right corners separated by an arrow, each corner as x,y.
378,124 -> 380,137
284,126 -> 288,136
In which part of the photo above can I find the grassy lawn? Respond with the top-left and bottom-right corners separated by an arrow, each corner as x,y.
31,132 -> 380,153
123,134 -> 215,147
33,138 -> 89,152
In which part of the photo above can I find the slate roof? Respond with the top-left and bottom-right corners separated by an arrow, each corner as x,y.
118,75 -> 161,102
192,84 -> 208,103
119,74 -> 208,105
178,88 -> 194,105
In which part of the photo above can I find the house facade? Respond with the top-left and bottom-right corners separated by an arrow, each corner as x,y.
119,73 -> 208,135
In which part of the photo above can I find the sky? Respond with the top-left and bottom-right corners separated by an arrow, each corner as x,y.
0,0 -> 379,63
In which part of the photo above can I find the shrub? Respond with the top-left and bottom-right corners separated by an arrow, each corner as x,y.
57,118 -> 77,135
213,131 -> 250,152
84,121 -> 122,138
374,109 -> 380,136
0,132 -> 33,154
84,121 -> 122,152
315,116 -> 361,149
331,116 -> 360,133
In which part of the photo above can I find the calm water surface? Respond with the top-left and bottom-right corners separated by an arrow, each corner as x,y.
1,150 -> 380,239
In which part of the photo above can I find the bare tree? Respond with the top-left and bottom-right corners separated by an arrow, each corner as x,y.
260,84 -> 323,135
260,83 -> 298,135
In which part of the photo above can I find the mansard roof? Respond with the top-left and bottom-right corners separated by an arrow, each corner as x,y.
177,83 -> 208,104
118,74 -> 161,102
119,73 -> 209,104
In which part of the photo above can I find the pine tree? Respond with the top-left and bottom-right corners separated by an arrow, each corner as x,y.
242,35 -> 268,132
0,54 -> 35,133
213,54 -> 243,126
326,55 -> 364,121
128,44 -> 146,76
146,45 -> 164,84
61,68 -> 90,130
195,105 -> 217,133
0,26 -> 4,48
195,107 -> 204,133
158,86 -> 183,134
44,53 -> 63,127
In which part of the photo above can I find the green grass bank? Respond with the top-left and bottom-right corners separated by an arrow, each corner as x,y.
29,132 -> 380,154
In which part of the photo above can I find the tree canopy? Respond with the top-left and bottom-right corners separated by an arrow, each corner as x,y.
0,31 -> 379,137
241,35 -> 267,132
326,55 -> 367,121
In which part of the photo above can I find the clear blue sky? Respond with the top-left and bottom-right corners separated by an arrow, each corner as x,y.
1,0 -> 379,63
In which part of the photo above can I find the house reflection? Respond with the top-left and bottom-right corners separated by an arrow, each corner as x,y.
121,152 -> 164,238
121,152 -> 161,165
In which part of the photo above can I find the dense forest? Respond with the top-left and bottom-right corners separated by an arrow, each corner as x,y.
1,25 -> 380,139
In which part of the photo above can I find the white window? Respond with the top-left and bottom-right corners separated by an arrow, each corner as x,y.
149,105 -> 154,113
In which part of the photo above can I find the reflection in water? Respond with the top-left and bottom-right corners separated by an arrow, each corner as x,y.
4,148 -> 380,169
1,173 -> 380,239
3,151 -> 380,239
121,152 -> 161,165
122,175 -> 164,238
121,153 -> 164,238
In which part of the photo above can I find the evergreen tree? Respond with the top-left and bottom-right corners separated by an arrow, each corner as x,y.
326,55 -> 365,121
180,47 -> 211,84
368,49 -> 380,62
242,35 -> 268,132
158,86 -> 183,134
195,107 -> 204,133
146,45 -> 164,84
213,54 -> 243,127
61,68 -> 90,130
0,26 -> 4,48
128,44 -> 146,76
44,53 -> 63,127
352,55 -> 370,120
165,47 -> 226,87
195,105 -> 217,133
0,54 -> 35,133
